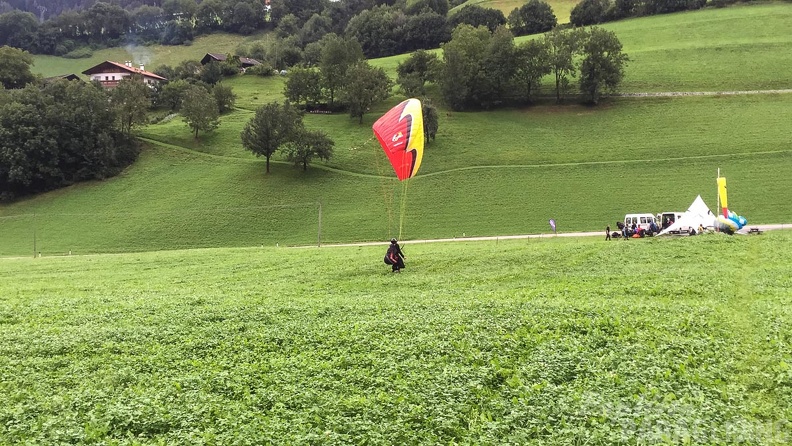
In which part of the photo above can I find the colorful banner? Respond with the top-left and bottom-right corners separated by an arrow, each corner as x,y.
717,177 -> 728,217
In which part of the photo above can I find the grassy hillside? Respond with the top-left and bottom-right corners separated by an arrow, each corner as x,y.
29,4 -> 792,93
374,3 -> 792,93
5,5 -> 791,256
602,4 -> 792,92
1,234 -> 790,443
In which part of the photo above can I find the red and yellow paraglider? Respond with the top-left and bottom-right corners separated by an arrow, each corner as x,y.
372,98 -> 425,181
372,98 -> 425,238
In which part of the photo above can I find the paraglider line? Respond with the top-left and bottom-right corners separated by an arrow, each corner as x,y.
398,179 -> 410,241
367,136 -> 396,239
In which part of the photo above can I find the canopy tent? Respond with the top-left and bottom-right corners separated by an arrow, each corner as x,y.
658,195 -> 716,236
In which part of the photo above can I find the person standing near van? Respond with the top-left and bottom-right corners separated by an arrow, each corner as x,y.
606,225 -> 611,241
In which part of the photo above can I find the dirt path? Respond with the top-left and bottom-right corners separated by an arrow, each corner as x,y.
301,224 -> 789,249
616,89 -> 792,97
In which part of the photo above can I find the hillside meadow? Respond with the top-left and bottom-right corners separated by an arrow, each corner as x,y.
3,5 -> 791,255
27,4 -> 792,94
372,3 -> 792,92
1,233 -> 790,443
2,91 -> 789,256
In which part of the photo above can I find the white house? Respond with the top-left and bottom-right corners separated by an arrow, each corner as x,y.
81,61 -> 167,88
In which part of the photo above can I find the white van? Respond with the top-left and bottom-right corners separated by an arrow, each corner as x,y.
657,212 -> 684,230
623,213 -> 657,231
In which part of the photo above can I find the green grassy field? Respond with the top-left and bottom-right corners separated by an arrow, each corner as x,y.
1,234 -> 790,443
1,137 -> 789,256
5,5 -> 791,255
372,3 -> 792,93
28,4 -> 792,94
601,4 -> 792,92
2,92 -> 791,256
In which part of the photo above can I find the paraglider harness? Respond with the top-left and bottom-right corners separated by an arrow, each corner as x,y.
384,241 -> 405,272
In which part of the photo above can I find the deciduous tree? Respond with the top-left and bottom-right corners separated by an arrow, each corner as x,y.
513,39 -> 552,103
200,61 -> 223,85
481,26 -> 517,104
181,85 -> 220,138
570,0 -> 610,26
507,0 -> 557,36
319,33 -> 363,106
341,61 -> 392,124
213,83 -> 236,113
396,49 -> 439,97
0,46 -> 36,89
241,101 -> 303,173
1,81 -> 138,200
285,128 -> 334,170
158,79 -> 191,111
545,28 -> 584,103
422,99 -> 439,142
0,11 -> 39,51
284,67 -> 322,107
579,27 -> 628,104
110,77 -> 150,135
447,5 -> 506,33
436,24 -> 490,110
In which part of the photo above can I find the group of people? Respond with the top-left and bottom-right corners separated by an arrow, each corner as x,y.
607,221 -> 659,240
606,221 -> 707,240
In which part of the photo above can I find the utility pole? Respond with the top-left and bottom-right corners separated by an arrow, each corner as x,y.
32,213 -> 37,258
317,202 -> 322,247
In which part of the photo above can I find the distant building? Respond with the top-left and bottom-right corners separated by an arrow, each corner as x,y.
81,61 -> 167,88
200,53 -> 262,69
43,74 -> 82,83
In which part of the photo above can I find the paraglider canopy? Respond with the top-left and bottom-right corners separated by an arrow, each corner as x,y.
372,98 -> 425,181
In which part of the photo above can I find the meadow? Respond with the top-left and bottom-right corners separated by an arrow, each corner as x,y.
374,4 -> 792,93
27,4 -> 792,94
2,6 -> 791,443
2,92 -> 790,256
1,233 -> 790,444
3,4 -> 791,256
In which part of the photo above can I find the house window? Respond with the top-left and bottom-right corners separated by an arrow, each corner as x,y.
105,76 -> 109,80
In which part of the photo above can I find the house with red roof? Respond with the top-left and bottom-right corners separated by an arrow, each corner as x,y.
81,61 -> 167,88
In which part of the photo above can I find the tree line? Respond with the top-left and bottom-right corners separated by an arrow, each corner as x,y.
569,0 -> 724,27
1,0 -> 741,64
395,25 -> 628,109
0,78 -> 139,201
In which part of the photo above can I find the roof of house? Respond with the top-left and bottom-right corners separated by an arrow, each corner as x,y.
201,53 -> 261,67
44,74 -> 82,82
81,61 -> 167,81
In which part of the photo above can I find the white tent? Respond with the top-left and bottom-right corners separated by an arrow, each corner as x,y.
658,195 -> 716,236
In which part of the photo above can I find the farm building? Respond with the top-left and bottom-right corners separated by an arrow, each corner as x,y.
43,74 -> 82,83
200,53 -> 262,69
81,61 -> 167,89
